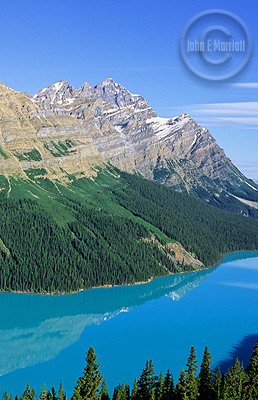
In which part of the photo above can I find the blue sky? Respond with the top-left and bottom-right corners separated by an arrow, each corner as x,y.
0,0 -> 257,179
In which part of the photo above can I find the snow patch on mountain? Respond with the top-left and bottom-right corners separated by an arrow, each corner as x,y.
147,115 -> 190,140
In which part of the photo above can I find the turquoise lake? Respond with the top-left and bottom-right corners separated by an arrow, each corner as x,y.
0,251 -> 258,397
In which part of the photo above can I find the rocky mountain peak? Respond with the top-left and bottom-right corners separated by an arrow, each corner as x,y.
76,78 -> 149,109
98,77 -> 116,86
91,78 -> 147,108
32,78 -> 151,111
78,81 -> 94,97
167,113 -> 190,125
32,80 -> 79,104
3,78 -> 257,215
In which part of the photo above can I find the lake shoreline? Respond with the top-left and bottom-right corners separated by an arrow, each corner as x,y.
1,249 -> 257,296
1,245 -> 258,399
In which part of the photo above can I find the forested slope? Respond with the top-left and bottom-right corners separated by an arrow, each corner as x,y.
0,166 -> 258,294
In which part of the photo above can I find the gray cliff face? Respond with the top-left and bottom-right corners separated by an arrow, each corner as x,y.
32,81 -> 221,182
4,78 -> 258,210
0,81 -> 103,180
78,78 -> 148,108
32,80 -> 79,104
33,78 -> 148,109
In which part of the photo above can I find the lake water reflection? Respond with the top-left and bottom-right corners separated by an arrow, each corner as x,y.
0,251 -> 258,397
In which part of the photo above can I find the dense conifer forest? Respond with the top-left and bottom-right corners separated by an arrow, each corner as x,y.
2,340 -> 258,400
0,167 -> 258,294
111,171 -> 258,266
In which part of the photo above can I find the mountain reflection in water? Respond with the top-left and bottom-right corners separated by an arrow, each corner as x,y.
0,268 -> 212,375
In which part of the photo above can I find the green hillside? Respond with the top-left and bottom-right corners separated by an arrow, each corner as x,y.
0,165 -> 258,294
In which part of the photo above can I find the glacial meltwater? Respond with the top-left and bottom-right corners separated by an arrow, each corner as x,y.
0,251 -> 258,397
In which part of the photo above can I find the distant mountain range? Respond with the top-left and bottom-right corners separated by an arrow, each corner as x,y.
0,78 -> 258,293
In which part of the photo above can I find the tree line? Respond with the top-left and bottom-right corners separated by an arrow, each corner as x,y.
2,340 -> 258,400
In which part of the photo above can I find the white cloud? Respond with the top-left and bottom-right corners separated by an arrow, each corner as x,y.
222,116 -> 258,123
228,82 -> 258,89
190,101 -> 258,116
186,101 -> 258,128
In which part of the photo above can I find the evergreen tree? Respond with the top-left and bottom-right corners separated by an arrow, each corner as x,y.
22,384 -> 31,400
175,369 -> 187,400
30,389 -> 36,400
2,391 -> 8,400
40,385 -> 47,400
245,337 -> 258,399
124,384 -> 130,400
155,371 -> 164,400
48,385 -> 56,400
100,380 -> 109,400
112,384 -> 128,400
185,346 -> 199,400
223,358 -> 245,400
72,346 -> 103,400
199,346 -> 214,400
130,378 -> 138,400
72,382 -> 82,400
112,386 -> 117,400
162,370 -> 175,400
212,365 -> 222,400
23,384 -> 35,400
57,380 -> 64,400
220,374 -> 226,400
137,360 -> 157,400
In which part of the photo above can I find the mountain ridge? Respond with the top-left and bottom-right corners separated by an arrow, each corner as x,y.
2,78 -> 258,219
